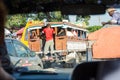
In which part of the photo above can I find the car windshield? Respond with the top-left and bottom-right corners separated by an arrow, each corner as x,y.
1,0 -> 120,80
13,40 -> 30,57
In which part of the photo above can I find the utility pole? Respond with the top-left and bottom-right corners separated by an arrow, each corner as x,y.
98,15 -> 101,25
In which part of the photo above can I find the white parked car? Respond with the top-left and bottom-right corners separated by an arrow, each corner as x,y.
5,38 -> 43,71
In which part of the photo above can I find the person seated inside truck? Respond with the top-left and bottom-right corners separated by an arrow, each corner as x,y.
30,30 -> 37,40
72,29 -> 77,37
67,31 -> 74,36
67,28 -> 74,37
57,28 -> 66,36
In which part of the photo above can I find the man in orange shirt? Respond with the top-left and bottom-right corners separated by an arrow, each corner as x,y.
42,24 -> 55,60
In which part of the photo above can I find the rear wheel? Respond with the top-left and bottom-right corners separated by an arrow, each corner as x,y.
39,58 -> 44,69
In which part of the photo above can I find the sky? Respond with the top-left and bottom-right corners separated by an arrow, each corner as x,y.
88,8 -> 120,26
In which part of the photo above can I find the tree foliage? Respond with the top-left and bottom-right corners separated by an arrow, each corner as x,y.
87,25 -> 102,32
82,15 -> 90,25
47,11 -> 62,21
7,11 -> 90,28
7,14 -> 27,28
76,15 -> 90,25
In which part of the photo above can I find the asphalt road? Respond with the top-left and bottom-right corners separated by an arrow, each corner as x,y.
44,67 -> 74,75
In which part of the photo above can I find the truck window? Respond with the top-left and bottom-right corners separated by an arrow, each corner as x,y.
57,27 -> 66,36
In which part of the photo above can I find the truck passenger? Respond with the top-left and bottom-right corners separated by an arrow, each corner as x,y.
102,7 -> 120,26
42,24 -> 55,60
57,28 -> 66,36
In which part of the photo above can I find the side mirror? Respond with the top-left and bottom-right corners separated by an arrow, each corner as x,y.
71,61 -> 99,80
71,60 -> 120,80
30,51 -> 36,57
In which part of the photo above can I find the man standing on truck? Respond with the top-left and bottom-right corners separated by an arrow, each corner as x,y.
42,24 -> 55,60
102,7 -> 120,26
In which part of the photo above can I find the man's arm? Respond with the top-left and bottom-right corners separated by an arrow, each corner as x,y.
52,28 -> 55,34
101,21 -> 112,26
42,28 -> 45,34
102,12 -> 120,26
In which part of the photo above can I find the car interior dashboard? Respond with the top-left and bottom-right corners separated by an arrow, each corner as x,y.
12,70 -> 71,80
7,60 -> 120,80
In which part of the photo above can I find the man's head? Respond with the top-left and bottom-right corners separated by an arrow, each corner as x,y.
107,7 -> 116,16
46,24 -> 51,28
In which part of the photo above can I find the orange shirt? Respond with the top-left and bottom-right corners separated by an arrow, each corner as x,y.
43,27 -> 54,41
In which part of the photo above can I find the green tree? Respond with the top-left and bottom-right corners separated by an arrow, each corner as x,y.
87,25 -> 102,32
50,11 -> 62,21
30,11 -> 63,22
7,14 -> 27,28
72,15 -> 90,26
37,12 -> 47,20
39,11 -> 62,22
6,12 -> 91,28
82,15 -> 90,25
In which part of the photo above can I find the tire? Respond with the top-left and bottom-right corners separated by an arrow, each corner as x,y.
39,58 -> 44,69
